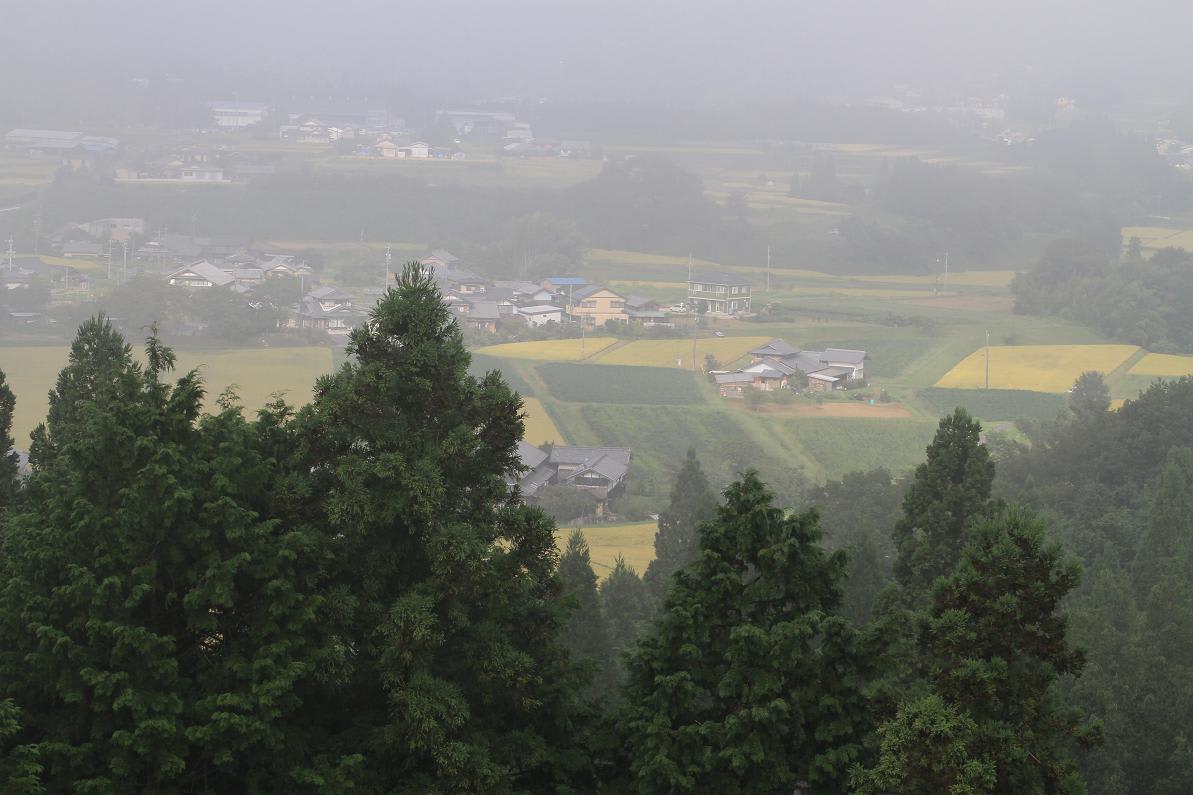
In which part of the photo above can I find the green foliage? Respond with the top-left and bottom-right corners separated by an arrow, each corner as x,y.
600,556 -> 652,668
1013,241 -> 1193,352
0,317 -> 324,791
621,472 -> 872,793
499,212 -> 587,280
919,387 -> 1065,420
643,448 -> 717,605
808,468 -> 904,624
539,483 -> 600,524
285,262 -> 587,791
558,530 -> 614,693
537,362 -> 701,405
891,408 -> 995,595
0,700 -> 42,794
0,369 -> 19,509
857,509 -> 1096,794
1070,371 -> 1111,421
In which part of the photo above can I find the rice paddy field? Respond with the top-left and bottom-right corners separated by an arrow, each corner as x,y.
1129,353 -> 1193,378
591,336 -> 770,368
934,345 -> 1140,393
1122,225 -> 1193,253
521,397 -> 565,445
0,345 -> 334,443
555,521 -> 658,578
475,337 -> 618,361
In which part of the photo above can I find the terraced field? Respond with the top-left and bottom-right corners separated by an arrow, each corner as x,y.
1129,353 -> 1193,378
935,345 -> 1139,393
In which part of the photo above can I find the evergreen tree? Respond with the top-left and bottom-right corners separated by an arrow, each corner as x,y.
891,408 -> 995,596
643,448 -> 716,605
600,556 -> 652,666
0,317 -> 324,791
0,700 -> 41,794
621,472 -> 872,793
559,529 -> 613,691
1070,371 -> 1112,421
856,509 -> 1098,793
1133,446 -> 1193,595
0,369 -> 18,509
286,263 -> 587,791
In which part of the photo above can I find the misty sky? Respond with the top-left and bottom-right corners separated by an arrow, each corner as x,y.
5,0 -> 1193,106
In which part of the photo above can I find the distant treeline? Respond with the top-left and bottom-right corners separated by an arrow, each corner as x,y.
1013,240 -> 1193,352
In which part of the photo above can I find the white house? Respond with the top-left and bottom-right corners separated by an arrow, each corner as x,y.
517,305 -> 563,327
209,101 -> 270,128
408,141 -> 430,159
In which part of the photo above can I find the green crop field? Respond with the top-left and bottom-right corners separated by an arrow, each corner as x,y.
470,353 -> 535,394
917,387 -> 1065,420
550,402 -> 807,506
0,345 -> 334,443
777,418 -> 939,479
537,362 -> 701,404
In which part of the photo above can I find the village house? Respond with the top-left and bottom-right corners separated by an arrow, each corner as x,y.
714,338 -> 867,398
512,441 -> 632,509
456,301 -> 501,333
492,280 -> 555,304
209,101 -> 270,128
566,284 -> 629,328
687,271 -> 752,315
624,294 -> 670,326
516,304 -> 563,326
167,260 -> 235,289
290,286 -> 366,335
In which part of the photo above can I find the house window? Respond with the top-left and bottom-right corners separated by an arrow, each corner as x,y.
731,286 -> 738,294
581,300 -> 597,308
610,301 -> 625,309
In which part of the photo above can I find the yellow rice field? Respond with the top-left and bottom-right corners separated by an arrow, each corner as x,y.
592,336 -> 771,368
521,397 -> 564,446
935,345 -> 1140,393
0,345 -> 334,443
474,337 -> 617,361
1129,353 -> 1193,378
555,521 -> 657,578
1122,226 -> 1193,252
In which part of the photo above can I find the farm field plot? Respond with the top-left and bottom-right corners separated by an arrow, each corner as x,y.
469,353 -> 535,394
858,270 -> 1017,288
551,403 -> 806,506
934,345 -> 1139,393
779,418 -> 939,479
521,397 -> 564,445
592,336 -> 770,368
555,522 -> 657,578
1129,353 -> 1193,377
1122,225 -> 1193,252
918,388 -> 1065,420
537,363 -> 701,404
0,345 -> 333,442
474,337 -> 617,361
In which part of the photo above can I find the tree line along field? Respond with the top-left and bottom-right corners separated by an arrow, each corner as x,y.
0,345 -> 334,443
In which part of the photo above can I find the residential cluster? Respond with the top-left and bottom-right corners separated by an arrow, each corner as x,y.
713,338 -> 867,396
510,440 -> 632,515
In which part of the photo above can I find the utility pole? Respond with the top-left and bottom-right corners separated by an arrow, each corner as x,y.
985,329 -> 990,390
384,243 -> 392,288
5,236 -> 13,271
688,252 -> 696,370
942,248 -> 949,291
766,245 -> 771,291
122,240 -> 128,283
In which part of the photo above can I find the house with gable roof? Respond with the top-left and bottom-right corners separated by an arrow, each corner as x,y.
714,338 -> 867,397
566,284 -> 629,328
510,441 -> 632,506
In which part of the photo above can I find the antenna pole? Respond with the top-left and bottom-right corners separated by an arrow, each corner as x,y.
985,329 -> 990,390
766,245 -> 771,291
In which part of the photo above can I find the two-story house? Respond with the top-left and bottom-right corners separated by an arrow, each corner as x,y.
687,271 -> 752,315
291,286 -> 366,335
566,285 -> 629,328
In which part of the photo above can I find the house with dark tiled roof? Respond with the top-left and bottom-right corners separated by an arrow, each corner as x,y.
715,338 -> 867,396
289,286 -> 366,335
510,442 -> 632,504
